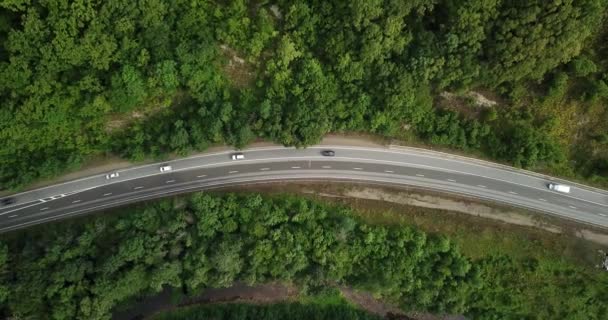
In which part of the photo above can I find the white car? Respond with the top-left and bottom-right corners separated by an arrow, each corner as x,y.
105,172 -> 120,179
548,183 -> 571,194
159,165 -> 172,172
231,153 -> 245,160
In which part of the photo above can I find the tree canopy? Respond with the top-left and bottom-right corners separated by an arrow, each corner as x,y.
1,0 -> 607,187
0,193 -> 607,319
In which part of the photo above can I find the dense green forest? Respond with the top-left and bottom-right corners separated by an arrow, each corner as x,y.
152,300 -> 384,320
0,193 -> 606,319
1,0 -> 608,188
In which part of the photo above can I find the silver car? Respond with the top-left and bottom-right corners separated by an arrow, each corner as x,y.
105,172 -> 120,179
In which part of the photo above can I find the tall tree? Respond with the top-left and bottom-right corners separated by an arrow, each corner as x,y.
482,0 -> 604,84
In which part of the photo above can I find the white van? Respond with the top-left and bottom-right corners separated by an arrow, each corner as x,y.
548,183 -> 571,194
231,153 -> 245,160
159,165 -> 172,172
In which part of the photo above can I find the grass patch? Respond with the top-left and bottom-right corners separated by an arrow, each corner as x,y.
151,292 -> 382,320
299,287 -> 348,306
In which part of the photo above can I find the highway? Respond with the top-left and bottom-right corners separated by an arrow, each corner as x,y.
1,145 -> 607,233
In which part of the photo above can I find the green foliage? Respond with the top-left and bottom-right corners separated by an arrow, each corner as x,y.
488,114 -> 565,168
153,301 -> 384,320
481,0 -> 603,84
0,0 -> 29,11
255,0 -> 436,145
420,0 -> 500,89
0,242 -> 7,304
110,65 -> 149,112
214,1 -> 278,58
586,78 -> 608,102
468,255 -> 608,320
255,49 -> 338,146
1,0 -> 607,189
415,110 -> 491,150
570,56 -> 599,77
546,72 -> 570,100
0,0 -> 218,187
0,193 -> 474,319
482,108 -> 498,122
2,193 -> 607,319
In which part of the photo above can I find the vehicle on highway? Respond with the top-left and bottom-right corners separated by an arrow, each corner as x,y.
105,172 -> 119,179
1,197 -> 15,206
231,153 -> 245,160
159,165 -> 172,172
548,183 -> 571,193
321,150 -> 335,156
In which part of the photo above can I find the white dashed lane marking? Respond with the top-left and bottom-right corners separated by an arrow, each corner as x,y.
322,166 -> 332,169
447,179 -> 456,182
72,200 -> 82,203
599,213 -> 607,217
259,168 -> 270,171
9,215 -> 18,218
196,174 -> 207,178
229,171 -> 238,174
569,206 -> 577,209
384,170 -> 394,173
103,193 -> 112,196
477,185 -> 487,188
291,166 -> 301,169
416,174 -> 425,177
40,207 -> 49,211
509,191 -> 518,195
353,167 -> 363,170
165,180 -> 175,183
134,186 -> 144,190
538,198 -> 547,202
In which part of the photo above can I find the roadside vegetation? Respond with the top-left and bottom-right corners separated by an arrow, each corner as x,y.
1,0 -> 608,189
153,303 -> 382,320
0,193 -> 607,320
151,291 -> 383,320
236,182 -> 608,268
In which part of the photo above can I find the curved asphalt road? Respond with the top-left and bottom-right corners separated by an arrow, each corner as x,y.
1,145 -> 607,233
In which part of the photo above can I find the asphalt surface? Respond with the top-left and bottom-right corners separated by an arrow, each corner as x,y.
1,145 -> 607,233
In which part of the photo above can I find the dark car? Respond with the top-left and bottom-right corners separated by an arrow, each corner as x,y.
1,197 -> 15,206
321,150 -> 335,156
